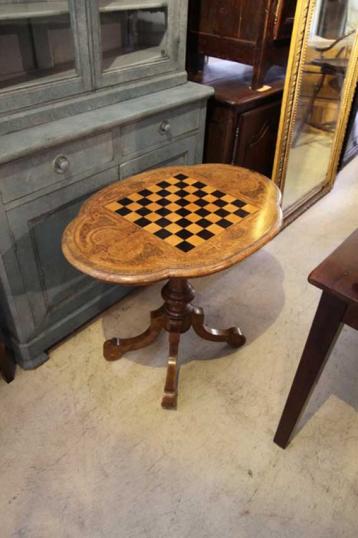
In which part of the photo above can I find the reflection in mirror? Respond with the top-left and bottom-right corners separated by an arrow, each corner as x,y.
283,0 -> 357,209
98,1 -> 168,72
0,1 -> 76,91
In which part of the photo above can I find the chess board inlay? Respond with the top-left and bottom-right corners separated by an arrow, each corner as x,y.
105,173 -> 258,252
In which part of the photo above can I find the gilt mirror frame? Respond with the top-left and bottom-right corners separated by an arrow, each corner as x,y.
272,0 -> 358,222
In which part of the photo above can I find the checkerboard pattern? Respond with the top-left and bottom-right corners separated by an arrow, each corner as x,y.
105,173 -> 258,252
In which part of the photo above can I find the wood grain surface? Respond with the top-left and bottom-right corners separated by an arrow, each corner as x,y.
62,164 -> 282,284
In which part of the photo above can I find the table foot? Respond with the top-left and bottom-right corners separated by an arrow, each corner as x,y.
191,305 -> 246,348
103,306 -> 165,361
161,332 -> 180,409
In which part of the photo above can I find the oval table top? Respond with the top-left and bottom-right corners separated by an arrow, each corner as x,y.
62,164 -> 282,285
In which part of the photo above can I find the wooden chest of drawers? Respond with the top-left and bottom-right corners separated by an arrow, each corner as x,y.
190,61 -> 284,177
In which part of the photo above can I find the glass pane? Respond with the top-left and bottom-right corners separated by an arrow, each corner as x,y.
283,0 -> 357,209
98,1 -> 168,72
0,1 -> 76,91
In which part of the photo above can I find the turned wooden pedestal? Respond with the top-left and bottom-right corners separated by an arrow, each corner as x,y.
62,164 -> 281,408
104,278 -> 245,408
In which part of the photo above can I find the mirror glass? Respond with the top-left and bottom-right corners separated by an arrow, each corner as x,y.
283,0 -> 357,209
98,1 -> 168,72
0,1 -> 76,92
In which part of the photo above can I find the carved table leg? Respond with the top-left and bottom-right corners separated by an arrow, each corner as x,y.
103,306 -> 165,361
191,305 -> 246,348
161,332 -> 180,409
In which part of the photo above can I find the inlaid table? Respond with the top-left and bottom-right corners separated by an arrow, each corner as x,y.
62,164 -> 282,408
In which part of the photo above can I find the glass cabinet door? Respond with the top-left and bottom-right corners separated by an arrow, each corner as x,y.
0,0 -> 91,114
91,0 -> 180,87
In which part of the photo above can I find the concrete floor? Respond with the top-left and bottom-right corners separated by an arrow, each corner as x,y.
1,159 -> 357,538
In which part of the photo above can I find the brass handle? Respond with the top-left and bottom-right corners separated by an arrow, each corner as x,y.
159,120 -> 171,134
53,155 -> 70,174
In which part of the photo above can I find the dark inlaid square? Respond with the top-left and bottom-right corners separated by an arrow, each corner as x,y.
176,229 -> 193,240
195,208 -> 210,217
118,197 -> 133,206
175,207 -> 191,217
157,198 -> 171,207
156,207 -> 171,217
196,218 -> 212,228
192,188 -> 207,198
195,198 -> 209,207
158,189 -> 170,197
213,199 -> 227,208
137,207 -> 152,216
176,217 -> 191,228
137,197 -> 152,207
176,198 -> 190,207
138,189 -> 152,197
174,173 -> 188,180
176,241 -> 195,252
216,219 -> 232,229
198,229 -> 214,240
176,181 -> 189,188
235,208 -> 250,218
116,206 -> 131,216
233,199 -> 246,208
134,217 -> 151,227
156,217 -> 171,227
212,190 -> 225,198
215,208 -> 230,218
154,228 -> 172,239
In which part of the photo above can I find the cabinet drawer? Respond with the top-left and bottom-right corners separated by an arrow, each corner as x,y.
121,105 -> 200,158
0,132 -> 114,204
120,135 -> 198,179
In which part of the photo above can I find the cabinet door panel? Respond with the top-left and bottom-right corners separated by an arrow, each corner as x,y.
90,0 -> 183,89
5,166 -> 120,338
234,100 -> 281,177
0,0 -> 91,114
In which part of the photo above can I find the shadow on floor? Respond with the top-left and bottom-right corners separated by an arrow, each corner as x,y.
101,249 -> 285,368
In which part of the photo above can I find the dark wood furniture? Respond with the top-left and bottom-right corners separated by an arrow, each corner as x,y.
274,229 -> 358,448
340,87 -> 358,168
0,333 -> 16,383
187,0 -> 296,89
191,61 -> 285,177
62,164 -> 282,409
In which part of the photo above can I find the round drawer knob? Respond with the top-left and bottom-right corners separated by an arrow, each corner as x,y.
53,155 -> 70,174
159,120 -> 171,134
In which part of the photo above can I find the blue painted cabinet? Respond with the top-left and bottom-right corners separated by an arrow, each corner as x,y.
0,1 -> 213,368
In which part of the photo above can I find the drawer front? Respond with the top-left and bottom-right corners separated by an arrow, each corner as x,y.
120,135 -> 198,179
121,104 -> 200,158
0,132 -> 114,204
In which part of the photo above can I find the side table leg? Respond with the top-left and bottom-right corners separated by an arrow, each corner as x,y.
191,305 -> 246,348
274,292 -> 347,449
104,306 -> 165,361
161,332 -> 180,410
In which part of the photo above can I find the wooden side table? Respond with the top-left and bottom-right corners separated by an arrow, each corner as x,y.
274,229 -> 358,448
62,164 -> 282,408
